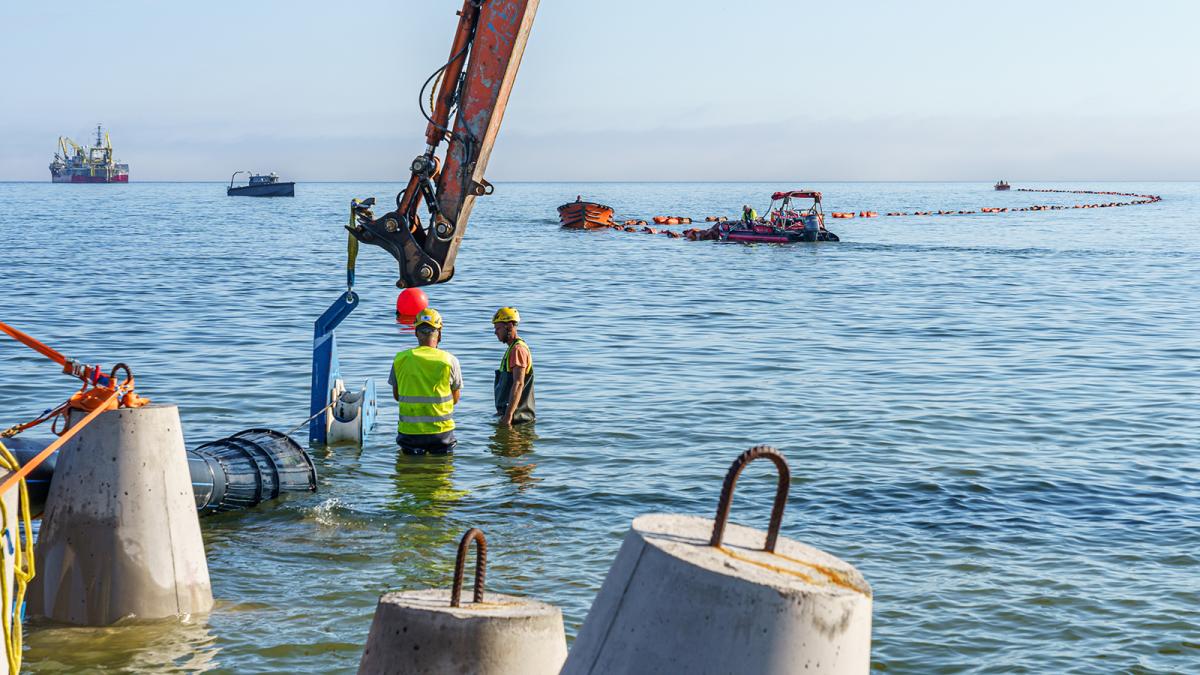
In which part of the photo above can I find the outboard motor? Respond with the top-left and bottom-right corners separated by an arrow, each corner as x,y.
802,214 -> 821,242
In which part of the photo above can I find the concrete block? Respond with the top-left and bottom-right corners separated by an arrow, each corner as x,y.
563,513 -> 873,675
358,588 -> 567,675
27,404 -> 213,625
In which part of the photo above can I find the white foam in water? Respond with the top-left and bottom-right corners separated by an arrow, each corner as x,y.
308,498 -> 346,528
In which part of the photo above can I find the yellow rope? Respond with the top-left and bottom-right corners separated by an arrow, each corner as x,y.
348,200 -> 360,283
0,440 -> 34,674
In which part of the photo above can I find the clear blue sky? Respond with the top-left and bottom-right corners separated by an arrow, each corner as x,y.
2,0 -> 1197,180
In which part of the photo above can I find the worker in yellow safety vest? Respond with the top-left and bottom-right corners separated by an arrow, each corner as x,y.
390,308 -> 462,454
492,307 -> 535,426
741,204 -> 758,222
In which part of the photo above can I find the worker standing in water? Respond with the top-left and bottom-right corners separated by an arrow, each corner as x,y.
741,203 -> 758,222
390,308 -> 462,454
492,307 -> 535,426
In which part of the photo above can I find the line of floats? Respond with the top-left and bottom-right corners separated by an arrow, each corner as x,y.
557,187 -> 1163,244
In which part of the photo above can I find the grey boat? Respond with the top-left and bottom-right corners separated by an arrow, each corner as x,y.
227,171 -> 295,197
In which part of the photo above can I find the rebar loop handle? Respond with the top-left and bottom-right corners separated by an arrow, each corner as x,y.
709,446 -> 791,553
111,362 -> 134,388
450,527 -> 487,607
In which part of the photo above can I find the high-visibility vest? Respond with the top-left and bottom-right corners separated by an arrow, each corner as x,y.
500,338 -> 534,376
392,346 -> 456,435
495,338 -> 536,423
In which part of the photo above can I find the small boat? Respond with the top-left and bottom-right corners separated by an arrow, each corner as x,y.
721,190 -> 839,243
557,196 -> 614,229
994,180 -> 1011,191
227,171 -> 295,197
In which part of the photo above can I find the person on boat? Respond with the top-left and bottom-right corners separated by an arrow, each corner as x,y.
741,204 -> 758,222
390,308 -> 462,454
492,307 -> 535,426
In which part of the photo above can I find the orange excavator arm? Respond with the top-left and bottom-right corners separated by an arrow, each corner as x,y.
348,0 -> 540,287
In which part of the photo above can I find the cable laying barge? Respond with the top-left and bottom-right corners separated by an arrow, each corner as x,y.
49,124 -> 129,183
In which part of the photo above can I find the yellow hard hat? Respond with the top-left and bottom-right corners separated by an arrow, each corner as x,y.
414,308 -> 443,330
491,307 -> 520,324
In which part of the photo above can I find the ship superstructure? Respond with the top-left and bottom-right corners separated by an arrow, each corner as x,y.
49,124 -> 129,183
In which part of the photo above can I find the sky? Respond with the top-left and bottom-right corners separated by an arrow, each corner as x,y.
1,0 -> 1198,181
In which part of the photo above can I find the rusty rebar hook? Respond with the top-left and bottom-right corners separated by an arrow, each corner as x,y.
709,446 -> 791,553
450,527 -> 487,607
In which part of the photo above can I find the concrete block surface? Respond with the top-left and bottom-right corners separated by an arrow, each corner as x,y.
564,513 -> 873,675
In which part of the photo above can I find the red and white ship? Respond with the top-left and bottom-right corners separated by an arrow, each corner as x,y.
49,124 -> 129,183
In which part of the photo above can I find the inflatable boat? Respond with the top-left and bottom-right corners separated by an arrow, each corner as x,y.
722,190 -> 839,243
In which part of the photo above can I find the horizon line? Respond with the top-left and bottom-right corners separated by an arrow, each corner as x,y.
1,179 -> 1195,184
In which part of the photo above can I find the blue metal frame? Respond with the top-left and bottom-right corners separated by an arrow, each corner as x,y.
309,291 -> 359,445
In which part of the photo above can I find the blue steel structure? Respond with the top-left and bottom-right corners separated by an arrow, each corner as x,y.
309,291 -> 363,445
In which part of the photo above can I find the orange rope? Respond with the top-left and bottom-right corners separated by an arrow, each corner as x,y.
0,391 -> 116,496
0,321 -> 68,368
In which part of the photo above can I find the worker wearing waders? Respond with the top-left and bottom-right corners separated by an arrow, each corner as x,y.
742,204 -> 758,222
390,308 -> 462,454
492,307 -> 535,426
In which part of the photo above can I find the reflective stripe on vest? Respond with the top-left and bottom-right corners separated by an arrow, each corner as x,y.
398,412 -> 455,423
393,346 -> 455,435
396,394 -> 454,404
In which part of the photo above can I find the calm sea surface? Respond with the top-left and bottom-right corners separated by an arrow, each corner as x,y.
0,181 -> 1197,673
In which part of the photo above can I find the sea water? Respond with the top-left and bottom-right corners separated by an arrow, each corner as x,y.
0,181 -> 1196,673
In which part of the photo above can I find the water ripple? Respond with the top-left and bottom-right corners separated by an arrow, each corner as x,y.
1,181 -> 1197,673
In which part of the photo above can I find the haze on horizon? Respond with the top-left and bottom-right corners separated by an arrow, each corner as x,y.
2,0 -> 1197,182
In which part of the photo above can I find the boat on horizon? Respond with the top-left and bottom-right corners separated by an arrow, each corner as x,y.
994,180 -> 1011,191
49,124 -> 129,183
227,171 -> 295,197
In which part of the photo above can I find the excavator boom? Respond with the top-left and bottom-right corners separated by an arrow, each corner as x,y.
349,0 -> 540,287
